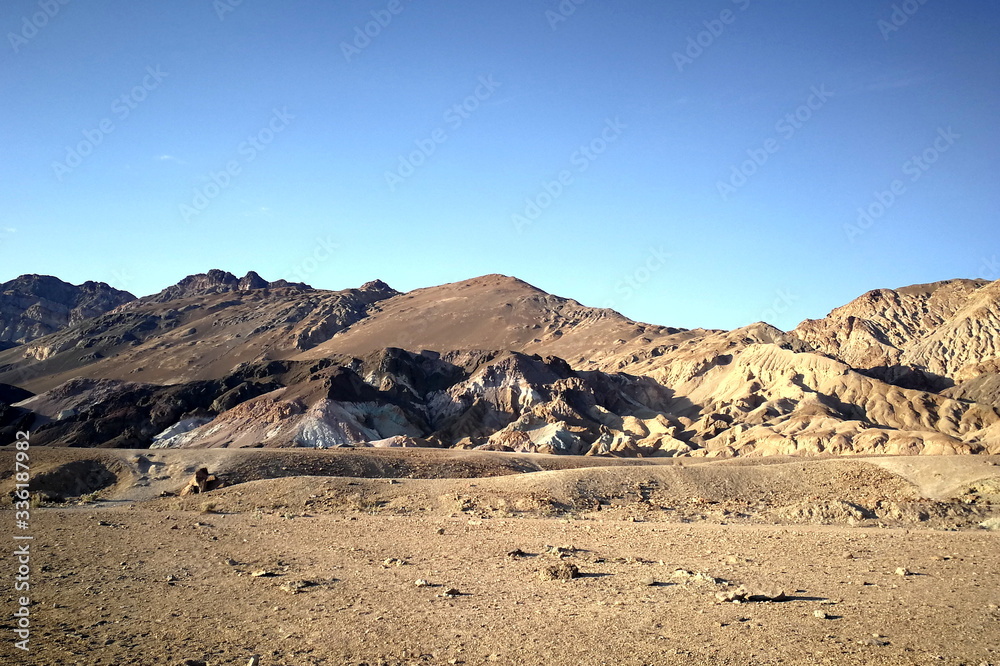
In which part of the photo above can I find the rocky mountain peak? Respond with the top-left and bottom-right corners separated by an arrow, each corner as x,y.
360,279 -> 395,294
140,269 -> 315,305
463,274 -> 539,290
792,278 -> 990,373
238,271 -> 269,291
0,274 -> 135,345
186,269 -> 239,289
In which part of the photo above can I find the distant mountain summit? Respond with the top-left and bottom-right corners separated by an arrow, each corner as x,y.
135,269 -> 312,305
0,274 -> 135,345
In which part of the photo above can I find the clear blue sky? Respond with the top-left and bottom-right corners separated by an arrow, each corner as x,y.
2,0 -> 998,331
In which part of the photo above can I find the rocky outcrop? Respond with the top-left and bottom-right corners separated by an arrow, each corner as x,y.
0,274 -> 135,346
662,343 -> 1000,457
16,376 -> 279,448
791,279 -> 991,388
237,271 -> 269,291
116,350 -> 687,453
179,468 -> 226,495
900,280 -> 1000,380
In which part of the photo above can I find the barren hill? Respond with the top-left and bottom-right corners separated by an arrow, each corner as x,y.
295,274 -> 689,368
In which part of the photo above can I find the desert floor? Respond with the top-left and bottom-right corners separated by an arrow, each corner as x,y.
2,448 -> 1000,666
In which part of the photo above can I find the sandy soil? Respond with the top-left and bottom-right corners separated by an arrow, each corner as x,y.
2,449 -> 1000,666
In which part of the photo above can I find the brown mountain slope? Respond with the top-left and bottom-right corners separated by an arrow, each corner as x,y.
293,274 -> 690,370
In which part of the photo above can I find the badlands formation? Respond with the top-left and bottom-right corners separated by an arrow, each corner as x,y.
1,270 -> 999,458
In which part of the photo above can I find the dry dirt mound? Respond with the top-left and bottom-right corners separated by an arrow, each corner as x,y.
865,456 -> 1000,499
8,449 -> 1000,529
106,453 -> 1000,530
0,446 -> 661,503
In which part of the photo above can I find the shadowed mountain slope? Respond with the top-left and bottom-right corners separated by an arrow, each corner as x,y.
0,274 -> 135,346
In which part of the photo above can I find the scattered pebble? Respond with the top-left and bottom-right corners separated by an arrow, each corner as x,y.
673,569 -> 724,585
716,588 -> 746,603
279,580 -> 316,594
415,579 -> 431,587
859,638 -> 890,646
546,545 -> 577,557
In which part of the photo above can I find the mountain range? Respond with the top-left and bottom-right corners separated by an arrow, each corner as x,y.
1,270 -> 998,457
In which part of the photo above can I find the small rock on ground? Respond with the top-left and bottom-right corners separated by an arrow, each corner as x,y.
539,562 -> 580,581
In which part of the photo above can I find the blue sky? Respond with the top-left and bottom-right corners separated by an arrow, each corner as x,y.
2,0 -> 998,331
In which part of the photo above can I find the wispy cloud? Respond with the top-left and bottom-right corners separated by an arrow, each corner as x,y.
485,94 -> 519,108
156,154 -> 186,164
864,74 -> 926,92
835,67 -> 930,97
239,205 -> 274,218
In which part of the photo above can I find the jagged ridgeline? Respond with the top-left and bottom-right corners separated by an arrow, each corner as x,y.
1,271 -> 999,456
